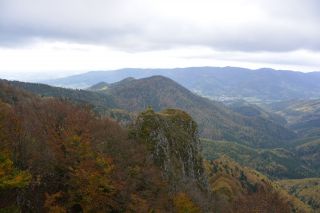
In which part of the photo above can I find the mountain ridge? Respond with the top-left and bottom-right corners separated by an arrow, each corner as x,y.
3,76 -> 296,148
43,66 -> 320,103
91,75 -> 296,148
0,77 -> 317,212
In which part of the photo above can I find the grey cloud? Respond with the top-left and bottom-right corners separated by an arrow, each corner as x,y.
0,0 -> 319,52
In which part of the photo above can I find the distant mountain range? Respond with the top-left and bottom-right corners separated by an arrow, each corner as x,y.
43,66 -> 320,103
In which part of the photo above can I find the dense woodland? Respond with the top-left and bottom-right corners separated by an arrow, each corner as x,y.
0,81 -> 174,212
0,76 -> 320,212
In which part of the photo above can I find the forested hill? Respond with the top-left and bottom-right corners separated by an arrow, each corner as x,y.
90,76 -> 296,148
0,81 -> 310,212
0,80 -> 164,211
269,99 -> 320,139
0,80 -> 205,212
43,66 -> 320,102
2,77 -> 296,148
2,79 -> 117,113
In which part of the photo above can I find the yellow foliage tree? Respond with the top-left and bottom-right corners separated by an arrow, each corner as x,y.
173,192 -> 201,213
0,153 -> 31,190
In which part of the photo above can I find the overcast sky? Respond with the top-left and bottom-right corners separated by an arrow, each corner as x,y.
0,0 -> 320,80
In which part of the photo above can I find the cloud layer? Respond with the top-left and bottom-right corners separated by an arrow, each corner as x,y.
1,0 -> 320,78
1,0 -> 320,52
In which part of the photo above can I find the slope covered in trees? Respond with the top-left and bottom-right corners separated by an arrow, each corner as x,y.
227,100 -> 287,126
269,99 -> 320,140
278,178 -> 320,211
129,108 -> 310,212
3,78 -> 296,148
91,76 -> 296,148
0,81 -> 309,212
206,156 -> 311,213
4,80 -> 116,114
201,139 -> 318,179
0,81 -> 173,212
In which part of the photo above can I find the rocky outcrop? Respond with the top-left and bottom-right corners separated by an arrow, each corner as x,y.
131,108 -> 207,189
